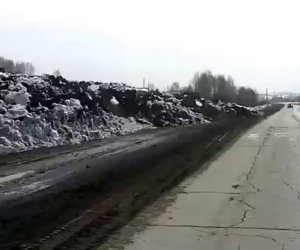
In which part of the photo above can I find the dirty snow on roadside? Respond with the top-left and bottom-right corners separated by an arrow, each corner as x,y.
0,73 -> 262,155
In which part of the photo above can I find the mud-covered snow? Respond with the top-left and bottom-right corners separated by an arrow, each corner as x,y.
0,74 -> 262,155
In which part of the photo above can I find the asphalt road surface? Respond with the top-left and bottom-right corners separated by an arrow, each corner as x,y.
0,105 -> 282,248
0,116 -> 254,248
99,105 -> 300,250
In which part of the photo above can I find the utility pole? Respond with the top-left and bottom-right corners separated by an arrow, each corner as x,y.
266,88 -> 269,106
143,78 -> 145,88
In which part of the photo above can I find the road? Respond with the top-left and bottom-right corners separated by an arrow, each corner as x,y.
99,105 -> 300,250
1,116 -> 255,248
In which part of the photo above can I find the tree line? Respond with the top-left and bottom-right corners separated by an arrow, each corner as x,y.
0,56 -> 35,75
169,71 -> 258,107
0,57 -> 258,106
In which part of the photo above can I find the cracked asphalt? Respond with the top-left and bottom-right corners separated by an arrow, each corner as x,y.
98,105 -> 300,250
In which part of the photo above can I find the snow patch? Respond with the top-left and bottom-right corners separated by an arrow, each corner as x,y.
65,98 -> 82,109
0,171 -> 34,184
0,72 -> 8,78
110,96 -> 119,105
7,104 -> 29,118
195,100 -> 203,107
4,91 -> 31,106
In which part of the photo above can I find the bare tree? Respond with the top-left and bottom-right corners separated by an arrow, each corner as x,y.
25,63 -> 35,75
237,87 -> 258,106
14,62 -> 26,74
181,84 -> 194,93
0,56 -> 35,74
189,71 -> 257,106
214,75 -> 236,103
53,69 -> 61,77
193,71 -> 214,99
170,82 -> 180,92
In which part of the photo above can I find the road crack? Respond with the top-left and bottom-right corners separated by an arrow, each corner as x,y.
281,179 -> 300,201
240,210 -> 248,223
143,224 -> 300,232
230,197 -> 256,210
244,127 -> 272,192
180,191 -> 244,195
187,227 -> 286,249
223,231 -> 286,250
249,182 -> 260,192
228,210 -> 250,227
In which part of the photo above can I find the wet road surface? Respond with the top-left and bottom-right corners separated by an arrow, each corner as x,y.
99,105 -> 300,250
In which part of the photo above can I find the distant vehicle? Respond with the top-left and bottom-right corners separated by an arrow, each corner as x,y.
287,103 -> 293,108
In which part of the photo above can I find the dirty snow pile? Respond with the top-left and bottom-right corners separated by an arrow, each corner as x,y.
178,94 -> 263,120
0,73 -> 261,155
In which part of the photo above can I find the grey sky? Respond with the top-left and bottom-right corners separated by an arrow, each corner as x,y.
1,0 -> 300,93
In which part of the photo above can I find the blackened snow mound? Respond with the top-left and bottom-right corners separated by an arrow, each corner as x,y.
0,73 -> 262,155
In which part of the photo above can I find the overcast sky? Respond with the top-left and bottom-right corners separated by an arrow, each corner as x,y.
1,0 -> 300,93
